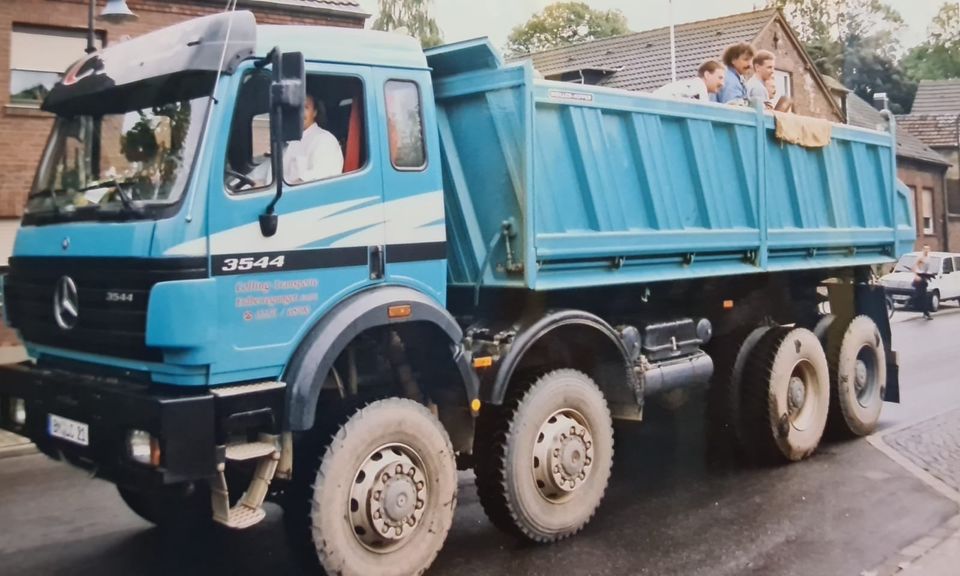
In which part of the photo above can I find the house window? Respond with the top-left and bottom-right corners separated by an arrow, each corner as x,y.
922,188 -> 935,235
774,70 -> 792,99
9,26 -> 102,105
947,180 -> 960,216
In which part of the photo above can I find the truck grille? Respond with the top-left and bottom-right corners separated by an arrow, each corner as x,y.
3,256 -> 207,362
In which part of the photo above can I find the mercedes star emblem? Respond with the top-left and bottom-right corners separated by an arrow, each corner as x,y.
61,237 -> 70,251
53,276 -> 79,330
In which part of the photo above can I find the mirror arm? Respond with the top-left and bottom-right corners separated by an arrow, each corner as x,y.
260,47 -> 284,238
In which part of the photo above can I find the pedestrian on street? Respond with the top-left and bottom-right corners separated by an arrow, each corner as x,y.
913,245 -> 935,320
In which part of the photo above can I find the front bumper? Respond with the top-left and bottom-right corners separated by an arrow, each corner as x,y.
0,362 -> 282,487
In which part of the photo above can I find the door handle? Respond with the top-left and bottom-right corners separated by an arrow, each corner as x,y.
369,245 -> 384,280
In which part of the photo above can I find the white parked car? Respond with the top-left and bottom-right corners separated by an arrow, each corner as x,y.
880,251 -> 960,312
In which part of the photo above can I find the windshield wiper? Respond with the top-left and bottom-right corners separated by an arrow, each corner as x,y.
84,179 -> 145,216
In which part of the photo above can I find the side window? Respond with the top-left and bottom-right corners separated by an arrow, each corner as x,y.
943,257 -> 954,275
225,72 -> 366,193
384,80 -> 426,170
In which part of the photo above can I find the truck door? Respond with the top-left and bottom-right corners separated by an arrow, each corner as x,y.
374,69 -> 447,302
205,62 -> 384,378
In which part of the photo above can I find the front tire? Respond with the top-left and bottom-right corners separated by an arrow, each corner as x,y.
741,327 -> 831,463
827,315 -> 887,437
930,290 -> 941,312
293,398 -> 457,576
474,369 -> 613,542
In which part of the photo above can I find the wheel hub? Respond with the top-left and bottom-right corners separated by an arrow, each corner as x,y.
854,359 -> 868,394
787,376 -> 807,416
532,410 -> 594,502
349,444 -> 427,553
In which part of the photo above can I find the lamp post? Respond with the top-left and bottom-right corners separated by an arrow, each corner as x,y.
86,0 -> 139,54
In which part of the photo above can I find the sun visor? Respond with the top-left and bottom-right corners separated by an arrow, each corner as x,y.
43,10 -> 257,115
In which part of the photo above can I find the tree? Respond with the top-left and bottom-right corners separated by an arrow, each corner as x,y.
505,2 -> 629,56
902,3 -> 960,81
770,0 -> 915,112
372,0 -> 443,49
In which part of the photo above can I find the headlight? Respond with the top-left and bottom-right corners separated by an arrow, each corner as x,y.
9,397 -> 26,427
126,430 -> 161,467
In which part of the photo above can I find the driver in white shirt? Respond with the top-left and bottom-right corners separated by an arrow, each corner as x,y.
247,93 -> 343,186
284,94 -> 343,183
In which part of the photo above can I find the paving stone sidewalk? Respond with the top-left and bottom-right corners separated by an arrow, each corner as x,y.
886,407 -> 960,494
868,408 -> 960,576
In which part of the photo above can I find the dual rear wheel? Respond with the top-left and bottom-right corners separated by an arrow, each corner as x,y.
727,315 -> 886,464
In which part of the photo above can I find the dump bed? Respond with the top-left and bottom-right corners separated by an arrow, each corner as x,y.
427,41 -> 915,291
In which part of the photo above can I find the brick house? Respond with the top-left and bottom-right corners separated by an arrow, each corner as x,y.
0,0 -> 367,346
518,8 -> 845,123
898,80 -> 960,249
846,94 -> 954,251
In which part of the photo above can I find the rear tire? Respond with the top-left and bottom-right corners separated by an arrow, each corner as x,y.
826,315 -> 886,437
474,369 -> 613,542
292,398 -> 457,576
740,327 -> 830,463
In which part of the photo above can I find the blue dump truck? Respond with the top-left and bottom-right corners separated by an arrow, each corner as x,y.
0,11 -> 914,575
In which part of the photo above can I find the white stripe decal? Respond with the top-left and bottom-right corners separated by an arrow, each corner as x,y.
163,191 -> 445,256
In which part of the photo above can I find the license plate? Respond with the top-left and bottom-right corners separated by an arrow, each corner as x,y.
48,414 -> 89,447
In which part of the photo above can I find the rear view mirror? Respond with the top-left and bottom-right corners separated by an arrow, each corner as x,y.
260,48 -> 305,238
271,51 -> 305,143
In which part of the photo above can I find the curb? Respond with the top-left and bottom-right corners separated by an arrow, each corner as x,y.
0,441 -> 37,460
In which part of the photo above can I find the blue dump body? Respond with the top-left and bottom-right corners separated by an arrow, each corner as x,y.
429,41 -> 915,292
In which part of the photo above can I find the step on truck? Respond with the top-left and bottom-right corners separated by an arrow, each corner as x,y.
0,11 -> 913,575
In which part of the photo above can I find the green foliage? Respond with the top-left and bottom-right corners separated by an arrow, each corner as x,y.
902,3 -> 960,81
838,38 -> 917,114
770,0 -> 915,112
505,2 -> 629,55
372,0 -> 443,48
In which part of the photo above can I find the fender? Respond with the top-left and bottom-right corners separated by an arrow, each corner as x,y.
482,309 -> 639,408
284,285 -> 478,431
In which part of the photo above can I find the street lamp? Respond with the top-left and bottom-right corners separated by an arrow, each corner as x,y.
86,0 -> 138,54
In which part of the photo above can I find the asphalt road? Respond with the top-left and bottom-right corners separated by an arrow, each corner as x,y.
1,308 -> 958,576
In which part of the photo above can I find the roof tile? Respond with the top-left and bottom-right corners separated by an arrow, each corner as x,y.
897,114 -> 960,149
911,79 -> 960,115
517,9 -> 777,93
841,94 -> 950,166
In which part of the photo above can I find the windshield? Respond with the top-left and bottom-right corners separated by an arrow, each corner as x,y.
893,254 -> 941,273
26,96 -> 208,221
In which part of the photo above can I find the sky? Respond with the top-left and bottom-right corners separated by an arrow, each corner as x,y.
356,0 -> 948,53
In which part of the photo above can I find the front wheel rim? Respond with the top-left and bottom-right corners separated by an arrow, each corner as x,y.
531,409 -> 595,503
348,443 -> 429,554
